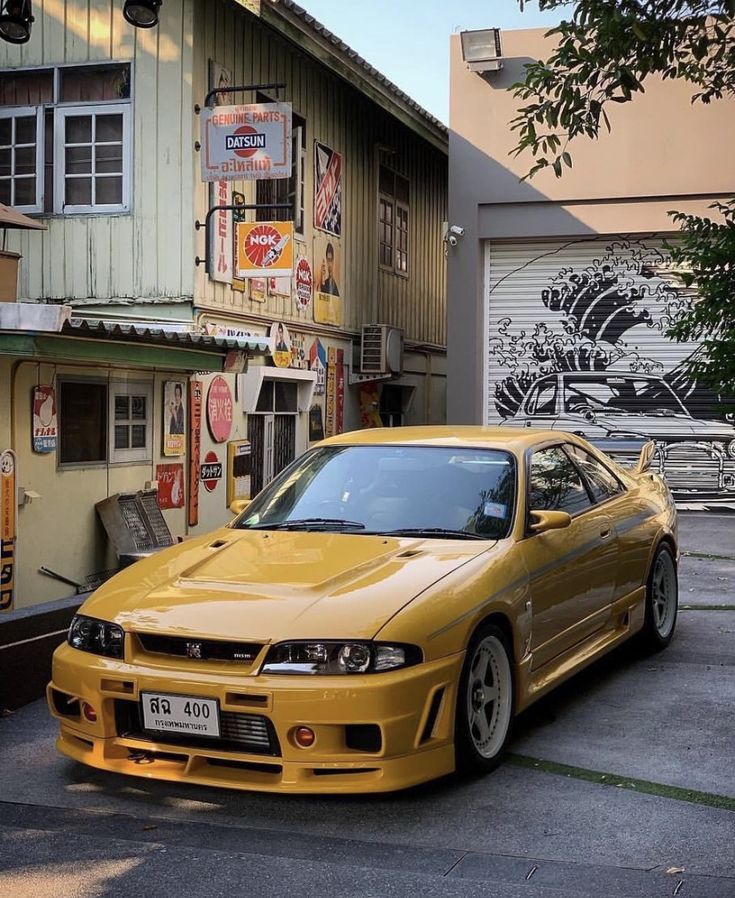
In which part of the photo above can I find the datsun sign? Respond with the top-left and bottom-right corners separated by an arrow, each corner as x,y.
200,103 -> 292,182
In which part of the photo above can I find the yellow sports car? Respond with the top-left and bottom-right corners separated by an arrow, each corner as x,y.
48,427 -> 678,793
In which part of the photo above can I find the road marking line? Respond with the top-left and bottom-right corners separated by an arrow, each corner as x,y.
0,628 -> 68,651
506,753 -> 735,812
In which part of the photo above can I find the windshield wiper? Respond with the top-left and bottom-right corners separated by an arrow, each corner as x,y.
376,527 -> 488,541
247,518 -> 366,532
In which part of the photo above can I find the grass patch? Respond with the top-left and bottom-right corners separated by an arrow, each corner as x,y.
507,753 -> 735,812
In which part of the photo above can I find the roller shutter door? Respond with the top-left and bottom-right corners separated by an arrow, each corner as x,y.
485,237 -> 735,502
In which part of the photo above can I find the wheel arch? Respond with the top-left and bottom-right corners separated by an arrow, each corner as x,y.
471,611 -> 516,664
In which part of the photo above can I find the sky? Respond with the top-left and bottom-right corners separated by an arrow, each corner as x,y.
296,1 -> 568,124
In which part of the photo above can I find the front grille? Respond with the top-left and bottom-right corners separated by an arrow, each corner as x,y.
114,700 -> 281,757
661,444 -> 721,492
136,633 -> 263,664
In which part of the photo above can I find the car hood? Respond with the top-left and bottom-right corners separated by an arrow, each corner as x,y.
81,528 -> 492,643
593,413 -> 735,440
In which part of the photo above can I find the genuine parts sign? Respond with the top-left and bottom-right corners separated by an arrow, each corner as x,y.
200,102 -> 292,182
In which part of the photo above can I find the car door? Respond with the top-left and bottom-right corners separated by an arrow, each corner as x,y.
521,445 -> 619,669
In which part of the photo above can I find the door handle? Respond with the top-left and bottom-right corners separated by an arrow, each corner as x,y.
600,527 -> 612,540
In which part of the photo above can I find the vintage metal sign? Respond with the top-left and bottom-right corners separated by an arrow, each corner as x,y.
207,376 -> 234,443
201,451 -> 223,492
32,385 -> 57,453
200,103 -> 292,182
156,463 -> 185,510
236,221 -> 294,279
1,449 -> 17,611
314,141 -> 342,236
295,257 -> 313,311
188,381 -> 202,527
270,321 -> 292,369
163,381 -> 186,457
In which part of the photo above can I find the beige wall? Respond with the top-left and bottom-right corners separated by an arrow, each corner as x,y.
7,359 -> 189,607
447,26 -> 735,423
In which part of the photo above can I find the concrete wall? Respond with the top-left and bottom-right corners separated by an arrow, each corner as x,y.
447,27 -> 735,423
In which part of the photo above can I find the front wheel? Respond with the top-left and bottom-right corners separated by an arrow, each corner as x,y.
640,543 -> 678,650
455,624 -> 514,775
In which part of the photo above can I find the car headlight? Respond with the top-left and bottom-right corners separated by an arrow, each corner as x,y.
728,440 -> 735,460
261,641 -> 422,675
68,615 -> 125,659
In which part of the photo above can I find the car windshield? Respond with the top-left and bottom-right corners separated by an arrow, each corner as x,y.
563,376 -> 687,416
235,445 -> 517,539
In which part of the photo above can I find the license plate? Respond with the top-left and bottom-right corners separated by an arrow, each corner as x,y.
140,692 -> 220,738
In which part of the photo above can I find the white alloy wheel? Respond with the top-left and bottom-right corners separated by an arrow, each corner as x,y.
465,634 -> 513,760
651,548 -> 678,639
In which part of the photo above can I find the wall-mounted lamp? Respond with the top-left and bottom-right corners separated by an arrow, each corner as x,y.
460,28 -> 503,74
0,0 -> 34,44
123,0 -> 162,28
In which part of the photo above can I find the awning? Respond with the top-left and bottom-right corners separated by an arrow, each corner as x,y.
0,204 -> 47,230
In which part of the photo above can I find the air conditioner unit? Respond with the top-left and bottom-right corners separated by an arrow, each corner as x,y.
360,324 -> 404,376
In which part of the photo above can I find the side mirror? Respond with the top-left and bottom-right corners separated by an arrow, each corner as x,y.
229,498 -> 250,516
529,510 -> 572,535
633,440 -> 656,475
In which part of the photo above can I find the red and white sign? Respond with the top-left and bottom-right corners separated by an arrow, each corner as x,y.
201,451 -> 223,492
206,376 -> 233,443
1,449 -> 16,612
211,179 -> 232,284
295,257 -> 313,311
200,103 -> 292,182
156,464 -> 185,510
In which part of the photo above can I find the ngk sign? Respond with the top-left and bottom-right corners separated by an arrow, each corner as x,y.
236,221 -> 295,278
200,102 -> 292,182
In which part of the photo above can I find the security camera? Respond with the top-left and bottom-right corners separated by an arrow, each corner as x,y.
449,225 -> 465,238
448,235 -> 458,247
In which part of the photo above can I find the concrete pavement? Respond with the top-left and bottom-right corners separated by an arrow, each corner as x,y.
0,512 -> 733,897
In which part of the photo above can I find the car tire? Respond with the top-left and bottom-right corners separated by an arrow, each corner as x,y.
454,623 -> 514,776
639,543 -> 678,651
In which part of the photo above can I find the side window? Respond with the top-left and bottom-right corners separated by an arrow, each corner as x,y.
565,445 -> 624,503
529,447 -> 592,516
528,380 -> 557,415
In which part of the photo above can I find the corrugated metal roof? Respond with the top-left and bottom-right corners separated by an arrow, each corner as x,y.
62,318 -> 272,354
270,0 -> 448,139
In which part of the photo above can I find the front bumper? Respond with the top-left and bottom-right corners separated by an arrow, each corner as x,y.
47,642 -> 462,794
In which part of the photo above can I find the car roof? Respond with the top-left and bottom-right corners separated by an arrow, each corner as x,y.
319,426 -> 569,453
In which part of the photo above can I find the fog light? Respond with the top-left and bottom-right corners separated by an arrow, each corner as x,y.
81,702 -> 97,723
294,726 -> 315,748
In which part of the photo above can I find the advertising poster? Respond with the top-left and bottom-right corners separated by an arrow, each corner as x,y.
295,256 -> 313,312
209,62 -> 234,284
163,381 -> 186,456
335,348 -> 345,434
188,381 -> 202,527
309,337 -> 327,394
207,376 -> 234,443
314,233 -> 343,326
201,102 -> 292,182
271,321 -> 292,369
290,332 -> 307,370
156,464 -> 185,510
326,346 -> 337,438
0,449 -> 16,612
227,440 -> 252,504
236,221 -> 294,279
314,141 -> 342,236
32,385 -> 57,453
250,277 -> 267,302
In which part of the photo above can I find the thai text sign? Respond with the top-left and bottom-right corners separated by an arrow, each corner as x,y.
236,221 -> 294,278
1,449 -> 16,611
201,103 -> 292,182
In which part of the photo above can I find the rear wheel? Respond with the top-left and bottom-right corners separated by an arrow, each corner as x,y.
640,544 -> 678,650
455,624 -> 514,775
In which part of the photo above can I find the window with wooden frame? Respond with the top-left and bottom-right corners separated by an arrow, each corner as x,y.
256,109 -> 306,237
0,63 -> 131,215
378,164 -> 409,277
110,382 -> 153,464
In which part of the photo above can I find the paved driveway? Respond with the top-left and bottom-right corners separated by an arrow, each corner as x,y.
1,514 -> 733,898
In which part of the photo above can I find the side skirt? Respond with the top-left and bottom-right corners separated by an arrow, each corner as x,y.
514,586 -> 646,714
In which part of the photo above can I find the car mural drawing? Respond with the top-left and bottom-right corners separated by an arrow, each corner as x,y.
507,371 -> 735,498
487,238 -> 735,503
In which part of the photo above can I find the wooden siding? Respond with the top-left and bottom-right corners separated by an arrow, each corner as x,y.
193,0 -> 447,346
0,0 -> 195,305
